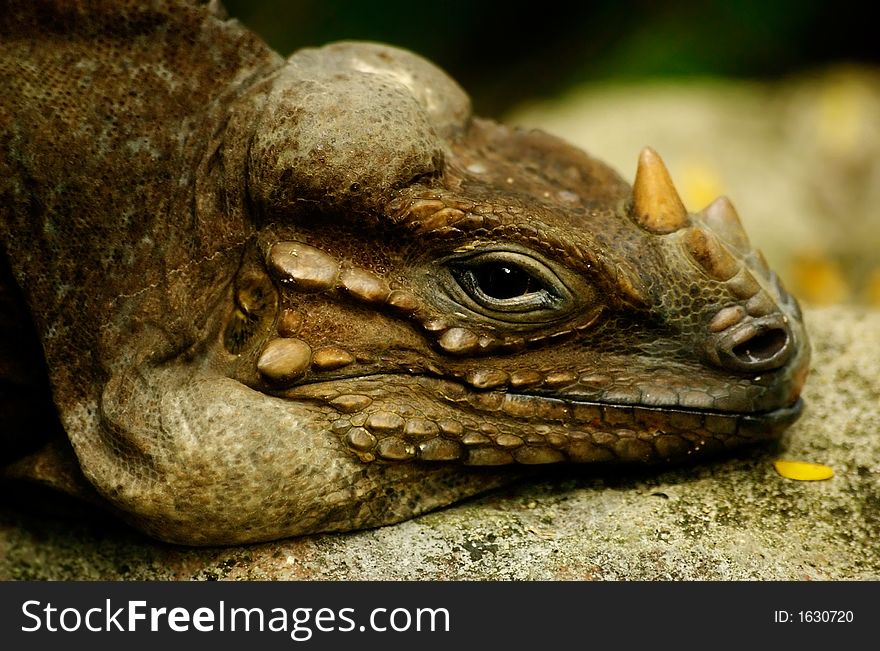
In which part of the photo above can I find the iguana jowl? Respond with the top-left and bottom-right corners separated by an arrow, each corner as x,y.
0,0 -> 809,545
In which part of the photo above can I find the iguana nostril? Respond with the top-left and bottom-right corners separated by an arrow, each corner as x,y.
732,328 -> 789,366
712,315 -> 795,373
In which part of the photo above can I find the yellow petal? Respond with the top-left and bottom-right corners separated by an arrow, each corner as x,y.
773,459 -> 834,481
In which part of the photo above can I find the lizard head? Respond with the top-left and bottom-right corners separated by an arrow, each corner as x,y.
200,43 -> 809,471
43,41 -> 807,544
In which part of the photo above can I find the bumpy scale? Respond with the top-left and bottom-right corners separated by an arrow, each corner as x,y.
0,0 -> 809,544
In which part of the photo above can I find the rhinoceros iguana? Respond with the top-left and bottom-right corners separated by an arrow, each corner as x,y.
0,0 -> 809,544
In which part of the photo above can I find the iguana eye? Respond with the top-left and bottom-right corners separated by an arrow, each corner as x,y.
451,251 -> 563,313
472,262 -> 536,299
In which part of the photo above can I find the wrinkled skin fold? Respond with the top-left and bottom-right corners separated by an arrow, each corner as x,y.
0,0 -> 809,544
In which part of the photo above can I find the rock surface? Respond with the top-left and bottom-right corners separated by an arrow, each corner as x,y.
2,304 -> 877,580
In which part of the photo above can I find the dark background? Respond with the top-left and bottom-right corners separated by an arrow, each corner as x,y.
224,0 -> 877,116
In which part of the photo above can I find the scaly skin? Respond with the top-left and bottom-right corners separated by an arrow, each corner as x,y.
0,1 -> 809,545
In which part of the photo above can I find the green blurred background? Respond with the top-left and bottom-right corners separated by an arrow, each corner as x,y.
224,0 -> 876,116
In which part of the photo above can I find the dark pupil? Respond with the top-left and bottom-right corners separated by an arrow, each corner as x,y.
474,263 -> 534,299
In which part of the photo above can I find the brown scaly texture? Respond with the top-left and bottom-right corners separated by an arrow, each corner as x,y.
0,0 -> 809,545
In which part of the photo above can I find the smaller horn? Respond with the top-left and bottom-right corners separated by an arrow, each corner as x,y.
700,195 -> 750,253
632,147 -> 689,234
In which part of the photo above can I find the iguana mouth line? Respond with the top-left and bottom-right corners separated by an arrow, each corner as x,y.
273,372 -> 800,466
275,371 -> 803,429
508,394 -> 804,422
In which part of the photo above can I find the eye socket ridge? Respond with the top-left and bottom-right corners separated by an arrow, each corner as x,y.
450,251 -> 566,313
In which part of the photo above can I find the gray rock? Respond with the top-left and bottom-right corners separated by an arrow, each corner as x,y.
1,304 -> 877,580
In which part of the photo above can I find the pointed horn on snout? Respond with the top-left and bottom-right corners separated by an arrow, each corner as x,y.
631,147 -> 689,234
699,195 -> 750,253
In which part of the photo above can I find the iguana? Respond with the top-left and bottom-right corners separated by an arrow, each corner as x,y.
0,0 -> 809,545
